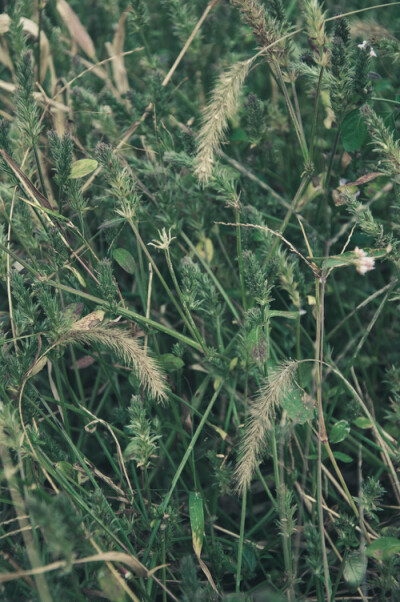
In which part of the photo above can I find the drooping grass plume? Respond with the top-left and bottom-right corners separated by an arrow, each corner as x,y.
234,360 -> 298,494
58,327 -> 168,402
194,59 -> 252,184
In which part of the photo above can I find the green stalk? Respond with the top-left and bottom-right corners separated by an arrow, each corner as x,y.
314,276 -> 331,602
236,485 -> 247,592
264,175 -> 310,265
235,206 -> 247,312
0,441 -> 53,602
33,145 -> 47,197
164,246 -> 207,352
142,383 -> 223,563
273,61 -> 309,164
308,67 -> 324,162
331,547 -> 349,599
271,427 -> 295,601
127,218 -> 203,347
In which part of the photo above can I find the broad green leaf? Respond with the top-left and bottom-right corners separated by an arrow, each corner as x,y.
333,451 -> 353,463
330,420 -> 350,444
113,248 -> 135,274
189,492 -> 204,558
196,237 -> 214,263
366,537 -> 400,560
242,543 -> 257,572
341,109 -> 368,151
157,353 -> 184,372
281,386 -> 314,424
69,158 -> 98,179
353,417 -> 373,429
344,550 -> 367,588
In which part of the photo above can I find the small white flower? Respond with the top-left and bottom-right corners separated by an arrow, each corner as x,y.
148,227 -> 176,250
354,247 -> 375,275
357,40 -> 376,58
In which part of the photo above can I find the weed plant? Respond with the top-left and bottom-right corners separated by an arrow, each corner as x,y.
0,1 -> 400,600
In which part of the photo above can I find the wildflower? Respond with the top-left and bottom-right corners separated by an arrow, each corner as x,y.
148,227 -> 176,251
354,247 -> 375,275
357,40 -> 377,58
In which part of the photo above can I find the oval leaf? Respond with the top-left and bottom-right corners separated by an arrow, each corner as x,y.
330,420 -> 350,444
341,109 -> 368,152
157,353 -> 184,372
333,451 -> 353,463
69,159 -> 98,179
366,537 -> 400,560
344,550 -> 367,588
281,386 -> 314,425
113,248 -> 135,274
189,492 -> 204,558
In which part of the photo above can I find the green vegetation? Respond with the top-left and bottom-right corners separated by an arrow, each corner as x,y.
1,0 -> 400,600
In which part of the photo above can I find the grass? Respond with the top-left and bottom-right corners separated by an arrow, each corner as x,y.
1,0 -> 400,600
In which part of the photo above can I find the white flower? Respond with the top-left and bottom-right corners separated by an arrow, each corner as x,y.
148,227 -> 176,250
357,40 -> 377,58
353,247 -> 375,275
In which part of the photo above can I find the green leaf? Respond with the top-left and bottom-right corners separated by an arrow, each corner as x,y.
343,550 -> 367,588
366,537 -> 400,560
189,492 -> 204,558
113,248 -> 135,274
157,353 -> 184,372
353,417 -> 373,429
341,109 -> 368,151
69,158 -> 98,179
280,386 -> 314,425
230,128 -> 248,142
330,420 -> 350,444
333,451 -> 353,463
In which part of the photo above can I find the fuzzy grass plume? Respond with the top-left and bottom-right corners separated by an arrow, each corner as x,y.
59,327 -> 168,402
194,59 -> 251,184
230,0 -> 284,52
302,0 -> 328,66
234,361 -> 298,494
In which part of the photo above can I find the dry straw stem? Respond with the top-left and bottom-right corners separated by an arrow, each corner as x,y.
59,327 -> 167,402
235,361 -> 298,494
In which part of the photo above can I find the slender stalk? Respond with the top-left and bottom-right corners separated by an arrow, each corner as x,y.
127,218 -> 204,347
314,275 -> 331,602
142,383 -> 223,563
0,442 -> 53,602
308,67 -> 324,162
164,246 -> 207,352
264,175 -> 310,265
235,206 -> 247,312
273,61 -> 309,164
235,485 -> 247,592
33,145 -> 47,197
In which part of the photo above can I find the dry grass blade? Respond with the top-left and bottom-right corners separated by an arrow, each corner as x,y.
57,0 -> 96,59
59,327 -> 168,402
194,58 -> 252,184
234,361 -> 298,494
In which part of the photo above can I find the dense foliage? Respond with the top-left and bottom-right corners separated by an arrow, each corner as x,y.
1,1 -> 400,600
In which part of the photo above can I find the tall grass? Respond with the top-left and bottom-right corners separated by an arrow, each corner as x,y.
1,1 -> 400,600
